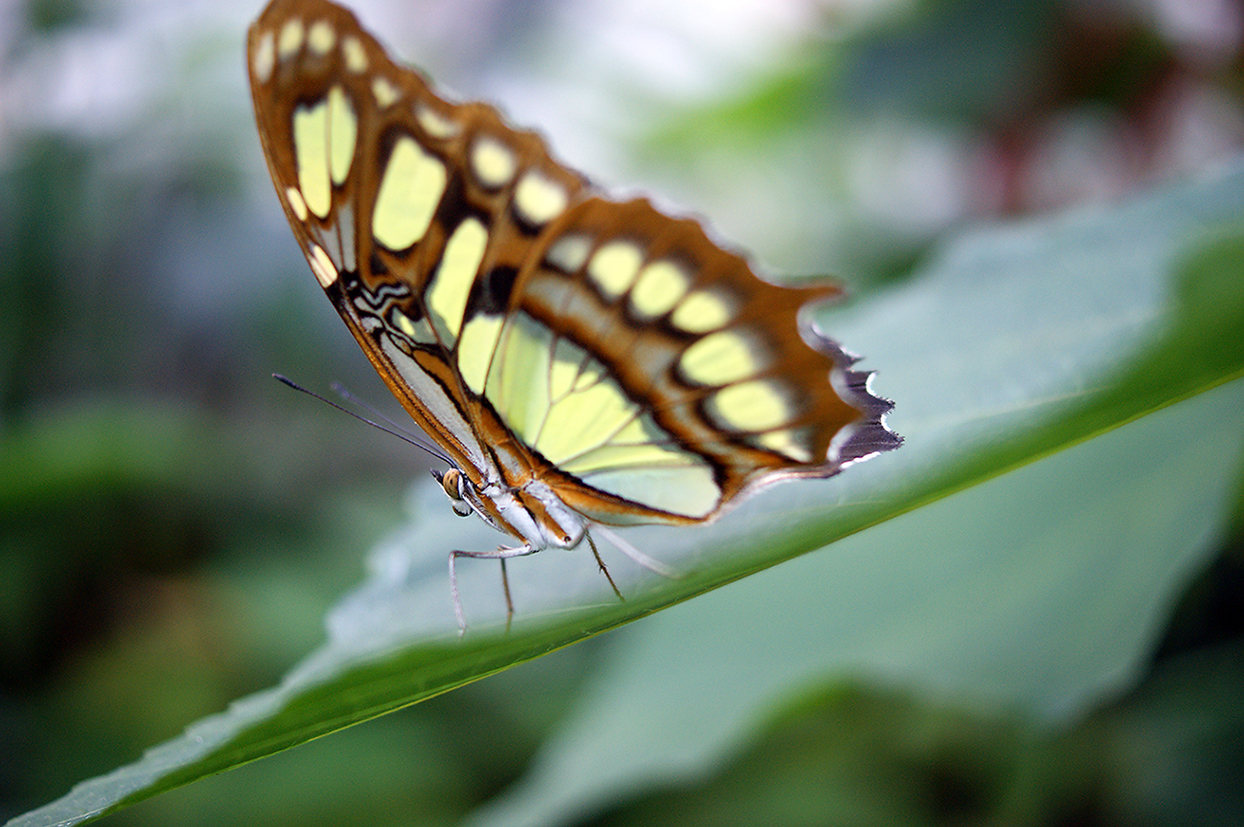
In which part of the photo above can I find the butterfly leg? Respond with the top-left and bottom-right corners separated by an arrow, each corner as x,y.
585,531 -> 624,603
499,558 -> 514,633
592,525 -> 683,580
449,544 -> 537,634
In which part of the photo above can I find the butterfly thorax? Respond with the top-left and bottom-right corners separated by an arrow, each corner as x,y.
435,467 -> 585,552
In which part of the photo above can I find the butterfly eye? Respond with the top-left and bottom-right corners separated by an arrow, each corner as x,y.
434,468 -> 473,517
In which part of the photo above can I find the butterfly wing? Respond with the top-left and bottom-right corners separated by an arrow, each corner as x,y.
248,0 -> 556,484
487,195 -> 900,525
248,0 -> 899,535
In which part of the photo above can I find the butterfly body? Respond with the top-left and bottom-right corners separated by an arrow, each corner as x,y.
248,0 -> 899,626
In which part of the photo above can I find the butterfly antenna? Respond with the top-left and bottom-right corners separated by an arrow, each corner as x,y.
272,374 -> 452,465
329,380 -> 426,444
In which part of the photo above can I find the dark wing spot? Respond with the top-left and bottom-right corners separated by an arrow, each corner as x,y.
434,174 -> 474,231
369,251 -> 389,276
466,265 -> 518,317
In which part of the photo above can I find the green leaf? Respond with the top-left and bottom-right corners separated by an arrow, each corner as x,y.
11,161 -> 1244,827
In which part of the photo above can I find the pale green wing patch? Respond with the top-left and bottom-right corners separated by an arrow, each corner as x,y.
482,312 -> 723,518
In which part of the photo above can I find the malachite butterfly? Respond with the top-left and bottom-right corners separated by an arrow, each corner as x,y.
247,0 -> 900,630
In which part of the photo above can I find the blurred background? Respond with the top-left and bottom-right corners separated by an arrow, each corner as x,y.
2,0 -> 1242,824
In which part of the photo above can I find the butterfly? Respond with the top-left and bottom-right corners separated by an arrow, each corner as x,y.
247,0 -> 900,631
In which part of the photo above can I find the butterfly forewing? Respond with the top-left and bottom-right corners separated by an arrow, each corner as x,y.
248,0 -> 899,543
249,0 -> 582,484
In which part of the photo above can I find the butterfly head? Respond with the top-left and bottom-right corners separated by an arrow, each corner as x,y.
431,467 -> 588,554
433,467 -> 476,518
